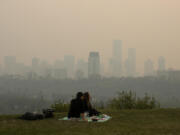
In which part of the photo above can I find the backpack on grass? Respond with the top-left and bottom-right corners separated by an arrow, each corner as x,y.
19,112 -> 44,120
43,108 -> 54,118
19,108 -> 54,120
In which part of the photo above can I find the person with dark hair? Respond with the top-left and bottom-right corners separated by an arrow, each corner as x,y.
83,92 -> 100,117
68,92 -> 86,120
83,92 -> 92,111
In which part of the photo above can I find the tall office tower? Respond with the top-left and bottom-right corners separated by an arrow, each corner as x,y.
125,48 -> 136,77
39,60 -> 52,77
88,52 -> 100,78
75,69 -> 84,80
112,40 -> 123,77
144,59 -> 154,76
53,60 -> 66,79
100,63 -> 105,77
64,55 -> 75,78
15,62 -> 29,75
4,56 -> 17,74
0,64 -> 2,75
32,57 -> 40,73
53,68 -> 67,79
54,60 -> 64,69
108,58 -> 113,76
76,59 -> 88,78
158,56 -> 166,71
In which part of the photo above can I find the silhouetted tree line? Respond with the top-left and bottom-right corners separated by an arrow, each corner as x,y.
0,75 -> 180,114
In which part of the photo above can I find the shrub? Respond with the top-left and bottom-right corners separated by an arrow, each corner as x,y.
51,100 -> 70,112
92,100 -> 106,110
108,91 -> 160,110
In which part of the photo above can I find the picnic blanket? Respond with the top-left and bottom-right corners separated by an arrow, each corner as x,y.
59,114 -> 111,122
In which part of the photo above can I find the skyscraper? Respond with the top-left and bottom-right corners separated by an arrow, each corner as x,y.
144,59 -> 154,76
112,40 -> 123,77
0,64 -> 2,75
54,60 -> 65,69
158,56 -> 166,71
125,48 -> 136,77
64,55 -> 75,78
4,56 -> 17,74
76,59 -> 88,78
100,63 -> 105,77
88,52 -> 100,78
39,60 -> 52,77
53,68 -> 67,79
32,57 -> 40,73
53,59 -> 67,79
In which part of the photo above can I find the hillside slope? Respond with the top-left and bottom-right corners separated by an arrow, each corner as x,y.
0,109 -> 180,135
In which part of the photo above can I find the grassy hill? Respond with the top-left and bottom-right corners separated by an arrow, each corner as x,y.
0,109 -> 180,135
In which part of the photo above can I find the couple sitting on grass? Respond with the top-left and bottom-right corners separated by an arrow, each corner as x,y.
68,92 -> 100,121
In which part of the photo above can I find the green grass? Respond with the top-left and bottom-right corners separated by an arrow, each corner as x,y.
0,109 -> 180,135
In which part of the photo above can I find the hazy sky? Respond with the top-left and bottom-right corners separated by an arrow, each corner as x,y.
0,0 -> 180,73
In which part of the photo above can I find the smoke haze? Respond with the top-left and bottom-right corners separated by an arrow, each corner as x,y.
0,0 -> 180,74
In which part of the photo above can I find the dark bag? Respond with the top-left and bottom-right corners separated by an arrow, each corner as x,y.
19,112 -> 44,120
43,109 -> 54,118
89,108 -> 100,117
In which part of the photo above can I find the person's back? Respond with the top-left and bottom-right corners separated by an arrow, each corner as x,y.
68,99 -> 80,118
83,92 -> 100,116
68,92 -> 85,118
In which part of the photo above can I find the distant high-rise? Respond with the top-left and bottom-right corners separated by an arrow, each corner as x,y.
125,48 -> 136,77
32,57 -> 40,73
15,62 -> 28,75
64,55 -> 75,78
53,68 -> 67,79
75,70 -> 84,80
108,58 -> 113,77
144,59 -> 154,76
0,64 -> 2,75
88,52 -> 100,78
39,60 -> 52,77
158,56 -> 166,71
100,63 -> 105,77
76,59 -> 88,78
112,40 -> 123,77
32,57 -> 40,68
54,60 -> 64,69
4,56 -> 17,74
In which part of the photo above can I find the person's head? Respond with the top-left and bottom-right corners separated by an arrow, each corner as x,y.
83,92 -> 90,102
76,92 -> 83,100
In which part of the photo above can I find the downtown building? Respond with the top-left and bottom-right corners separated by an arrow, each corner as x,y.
158,56 -> 166,71
124,48 -> 136,77
64,55 -> 75,78
88,52 -> 100,78
3,56 -> 17,74
144,59 -> 155,76
156,56 -> 167,79
110,40 -> 123,77
75,59 -> 88,79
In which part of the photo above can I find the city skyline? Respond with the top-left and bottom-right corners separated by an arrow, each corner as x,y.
0,50 -> 170,78
0,0 -> 180,74
0,40 -> 174,76
0,43 -> 177,75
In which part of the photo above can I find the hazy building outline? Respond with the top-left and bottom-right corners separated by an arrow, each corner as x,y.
144,59 -> 155,76
111,40 -> 123,77
88,52 -> 100,78
124,48 -> 136,77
